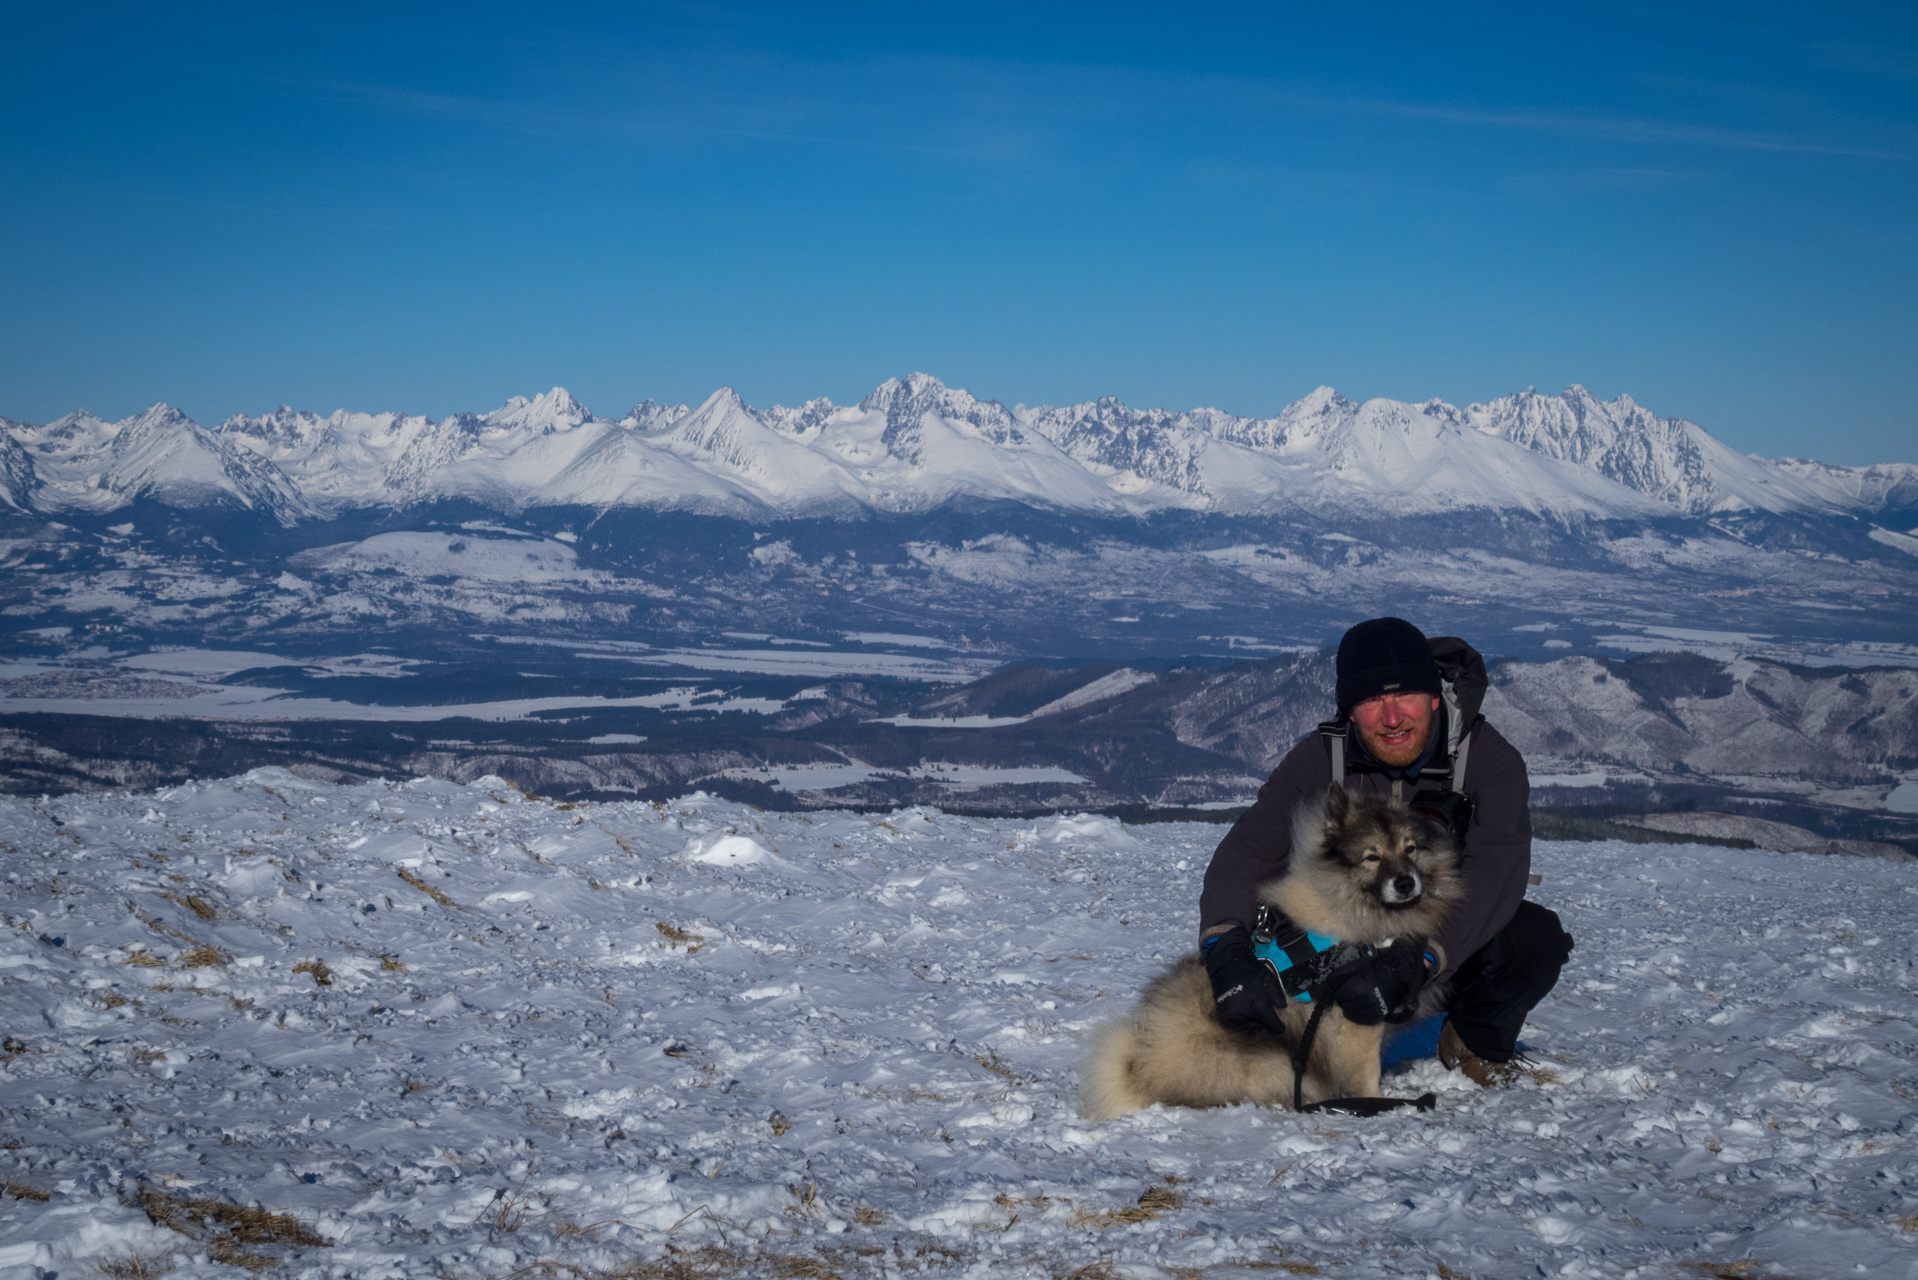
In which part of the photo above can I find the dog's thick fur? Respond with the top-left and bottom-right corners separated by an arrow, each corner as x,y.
1080,786 -> 1464,1120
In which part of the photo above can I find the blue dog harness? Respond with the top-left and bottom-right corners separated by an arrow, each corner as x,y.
1252,904 -> 1349,1003
1245,905 -> 1438,1115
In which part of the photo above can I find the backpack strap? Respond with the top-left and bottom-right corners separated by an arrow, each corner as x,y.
1322,712 -> 1469,793
1316,719 -> 1347,790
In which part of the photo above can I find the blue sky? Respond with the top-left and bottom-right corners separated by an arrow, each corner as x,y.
3,2 -> 1914,463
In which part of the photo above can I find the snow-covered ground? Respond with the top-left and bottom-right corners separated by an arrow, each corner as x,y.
2,773 -> 1915,1278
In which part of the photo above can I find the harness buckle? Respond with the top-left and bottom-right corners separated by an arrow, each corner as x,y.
1252,905 -> 1346,1003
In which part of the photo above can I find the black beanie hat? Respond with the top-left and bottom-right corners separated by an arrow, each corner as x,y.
1335,617 -> 1443,718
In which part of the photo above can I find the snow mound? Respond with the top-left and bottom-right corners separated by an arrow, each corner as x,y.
0,780 -> 1914,1278
689,833 -> 778,865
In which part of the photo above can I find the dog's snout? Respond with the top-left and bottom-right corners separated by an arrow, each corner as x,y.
1380,870 -> 1422,905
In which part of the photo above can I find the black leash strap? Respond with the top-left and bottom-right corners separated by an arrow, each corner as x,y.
1287,956 -> 1439,1117
1307,1092 -> 1438,1116
1288,951 -> 1369,1112
1290,995 -> 1332,1113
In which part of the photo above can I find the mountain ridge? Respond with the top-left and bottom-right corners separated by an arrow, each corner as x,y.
3,376 -> 1913,528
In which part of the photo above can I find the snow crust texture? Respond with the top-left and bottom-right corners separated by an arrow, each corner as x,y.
6,375 -> 1915,523
2,774 -> 1917,1278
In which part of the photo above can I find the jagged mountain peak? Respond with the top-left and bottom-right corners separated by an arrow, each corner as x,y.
859,372 -> 936,413
699,385 -> 747,411
657,387 -> 812,466
874,370 -> 952,399
759,396 -> 838,439
43,408 -> 116,434
1548,384 -> 1642,415
125,402 -> 200,431
1272,387 -> 1362,435
4,398 -> 313,524
36,411 -> 102,447
665,388 -> 759,442
1291,385 -> 1354,414
622,399 -> 690,431
861,371 -> 994,417
218,404 -> 328,447
31,403 -> 203,452
859,373 -> 1026,456
484,386 -> 593,433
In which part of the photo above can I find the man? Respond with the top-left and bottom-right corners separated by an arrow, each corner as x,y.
1199,616 -> 1573,1084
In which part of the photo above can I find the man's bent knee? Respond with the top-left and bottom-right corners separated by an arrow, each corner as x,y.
1444,901 -> 1575,1062
1507,901 -> 1575,970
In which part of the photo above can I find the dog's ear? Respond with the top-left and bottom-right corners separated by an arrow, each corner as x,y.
1322,783 -> 1348,830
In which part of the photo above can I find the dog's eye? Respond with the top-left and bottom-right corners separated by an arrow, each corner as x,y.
1362,853 -> 1381,864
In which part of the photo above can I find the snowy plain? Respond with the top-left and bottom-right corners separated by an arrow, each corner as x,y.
1,772 -> 1915,1279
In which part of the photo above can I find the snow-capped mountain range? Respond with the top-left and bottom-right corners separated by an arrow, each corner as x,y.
3,374 -> 1914,526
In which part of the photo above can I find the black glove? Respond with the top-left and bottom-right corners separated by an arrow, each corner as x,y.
1332,938 -> 1430,1026
1203,927 -> 1289,1039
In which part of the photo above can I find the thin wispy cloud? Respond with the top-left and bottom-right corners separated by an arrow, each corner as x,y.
289,75 -> 972,160
1325,96 -> 1906,160
279,44 -> 1911,179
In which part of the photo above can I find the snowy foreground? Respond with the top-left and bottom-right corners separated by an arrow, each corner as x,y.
2,773 -> 1916,1280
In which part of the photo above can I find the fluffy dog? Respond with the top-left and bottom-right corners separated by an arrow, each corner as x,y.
1080,786 -> 1463,1121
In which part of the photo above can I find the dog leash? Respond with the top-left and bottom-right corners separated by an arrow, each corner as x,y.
1282,947 -> 1439,1117
1255,906 -> 1441,1115
1290,995 -> 1332,1113
1253,904 -> 1365,1110
1288,955 -> 1367,1112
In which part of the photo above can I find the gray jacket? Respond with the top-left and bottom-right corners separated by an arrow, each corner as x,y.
1197,636 -> 1531,983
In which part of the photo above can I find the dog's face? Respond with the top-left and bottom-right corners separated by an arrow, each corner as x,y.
1317,785 -> 1453,913
1275,785 -> 1463,944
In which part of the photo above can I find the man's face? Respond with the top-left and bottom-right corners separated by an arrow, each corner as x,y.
1351,692 -> 1441,768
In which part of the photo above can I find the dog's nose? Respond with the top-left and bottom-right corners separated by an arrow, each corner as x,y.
1391,873 -> 1419,900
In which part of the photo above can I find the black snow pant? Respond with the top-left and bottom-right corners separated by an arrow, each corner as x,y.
1444,901 -> 1574,1063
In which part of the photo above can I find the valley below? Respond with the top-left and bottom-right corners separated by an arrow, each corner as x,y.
0,503 -> 1913,858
